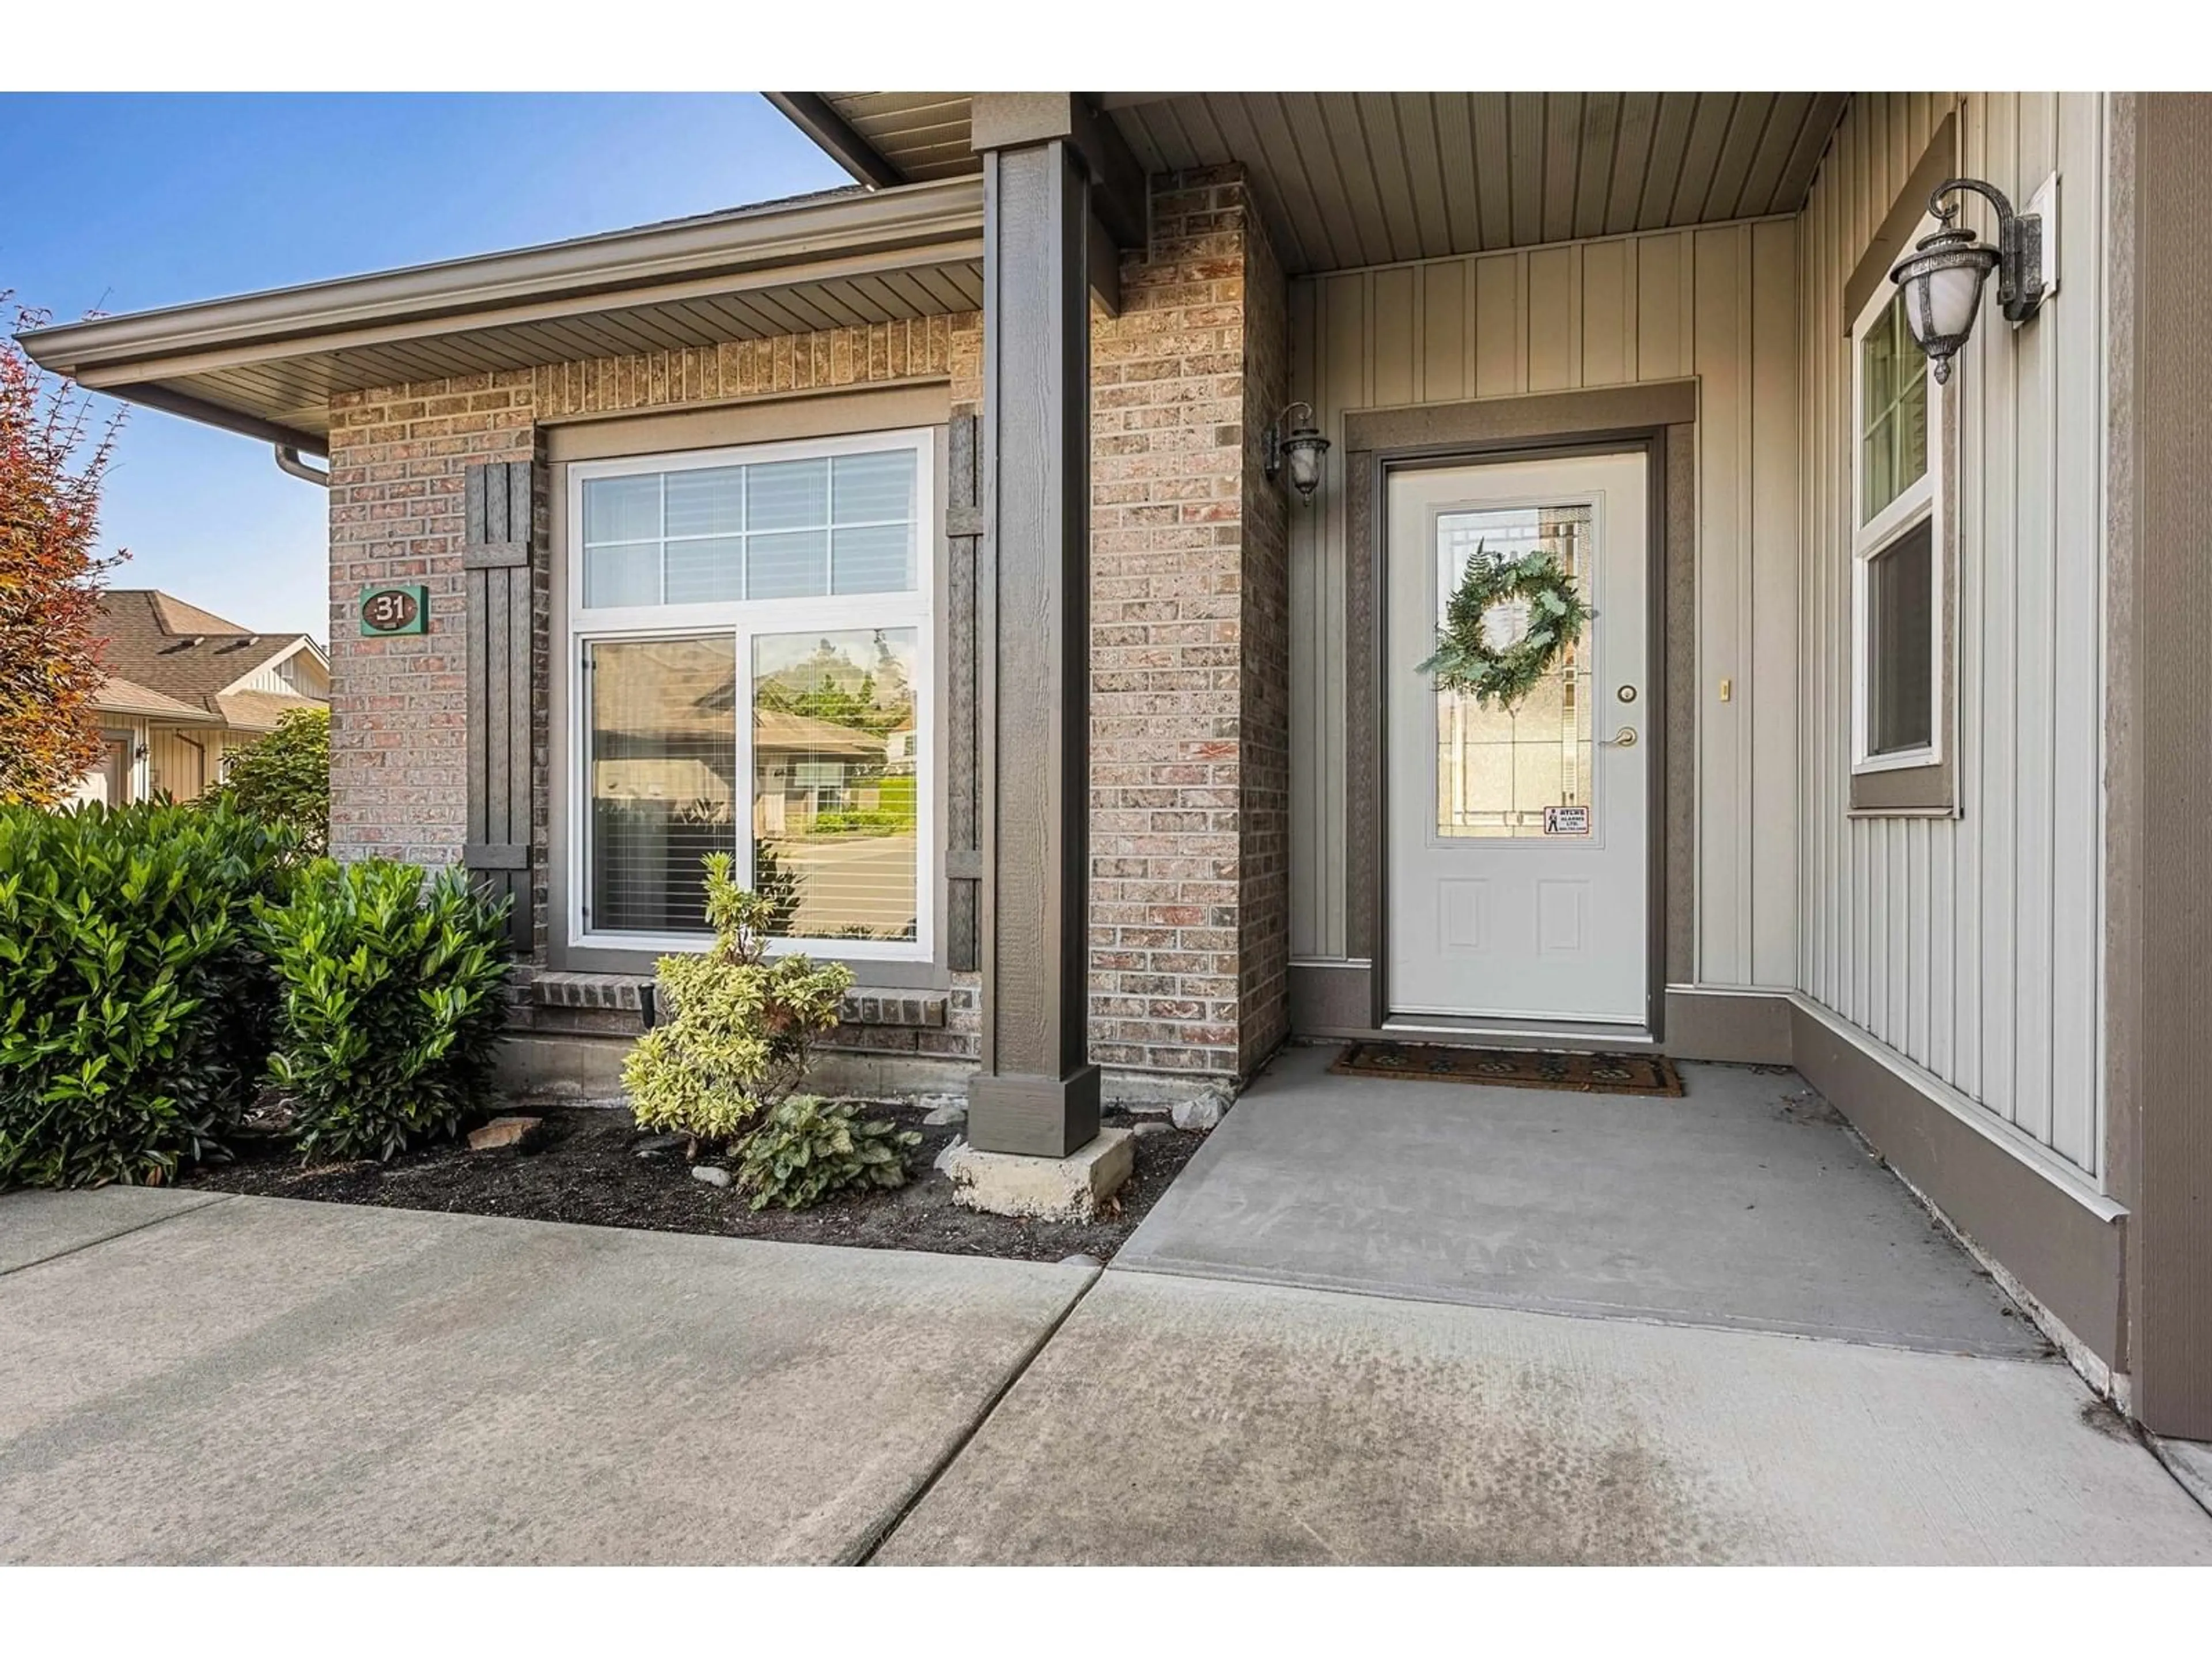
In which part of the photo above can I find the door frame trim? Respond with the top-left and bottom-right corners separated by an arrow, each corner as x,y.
1347,397 -> 1693,1044
1369,437 -> 1669,1037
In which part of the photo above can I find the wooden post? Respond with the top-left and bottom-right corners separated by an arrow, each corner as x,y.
965,121 -> 1101,1158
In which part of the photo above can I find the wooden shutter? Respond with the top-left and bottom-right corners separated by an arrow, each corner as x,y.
463,458 -> 537,954
945,414 -> 982,971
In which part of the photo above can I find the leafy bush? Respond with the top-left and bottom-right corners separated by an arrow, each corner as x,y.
210,706 -> 329,858
623,853 -> 852,1146
0,801 -> 289,1188
260,859 -> 511,1162
735,1094 -> 920,1211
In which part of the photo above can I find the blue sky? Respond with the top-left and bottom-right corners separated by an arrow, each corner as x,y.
1,93 -> 849,641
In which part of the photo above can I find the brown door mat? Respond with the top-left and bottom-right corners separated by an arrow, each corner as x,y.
1330,1041 -> 1684,1097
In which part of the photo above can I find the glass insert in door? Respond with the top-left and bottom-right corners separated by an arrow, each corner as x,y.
1431,503 -> 1594,838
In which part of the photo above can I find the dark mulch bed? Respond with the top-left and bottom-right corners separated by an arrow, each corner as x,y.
184,1100 -> 1206,1264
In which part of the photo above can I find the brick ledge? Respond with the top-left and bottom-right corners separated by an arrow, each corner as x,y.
532,972 -> 945,1029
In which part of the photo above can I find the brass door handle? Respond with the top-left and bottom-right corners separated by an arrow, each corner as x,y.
1604,726 -> 1638,748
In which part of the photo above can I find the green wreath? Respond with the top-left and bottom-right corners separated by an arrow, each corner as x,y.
1415,542 -> 1592,710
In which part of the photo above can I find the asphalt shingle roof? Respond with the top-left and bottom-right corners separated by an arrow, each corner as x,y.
92,590 -> 323,728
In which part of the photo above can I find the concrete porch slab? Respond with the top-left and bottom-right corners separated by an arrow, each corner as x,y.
0,1194 -> 1090,1564
0,1187 -> 229,1277
876,1271 -> 2212,1565
1114,1044 -> 2039,1356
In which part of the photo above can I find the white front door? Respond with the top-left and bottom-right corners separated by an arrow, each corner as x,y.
1385,452 -> 1650,1025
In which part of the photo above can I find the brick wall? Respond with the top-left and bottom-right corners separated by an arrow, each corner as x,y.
323,169 -> 1288,1083
1087,166 -> 1286,1077
326,378 -> 536,869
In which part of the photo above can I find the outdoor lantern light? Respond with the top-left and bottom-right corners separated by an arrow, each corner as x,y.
1265,402 -> 1330,502
1889,176 -> 2050,384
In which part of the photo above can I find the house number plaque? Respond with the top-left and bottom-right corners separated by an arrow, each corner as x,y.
359,584 -> 429,636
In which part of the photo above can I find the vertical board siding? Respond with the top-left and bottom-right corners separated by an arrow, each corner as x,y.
1288,216 -> 1802,986
1796,92 -> 2107,1183
147,728 -> 210,800
237,654 -> 319,695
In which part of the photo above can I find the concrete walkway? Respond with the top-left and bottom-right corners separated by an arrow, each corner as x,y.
881,1047 -> 2211,1563
0,1190 -> 1088,1565
5,1060 -> 2210,1563
880,1270 -> 2212,1564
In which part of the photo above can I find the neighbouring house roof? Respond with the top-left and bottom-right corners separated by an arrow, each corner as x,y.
93,673 -> 204,721
213,688 -> 321,734
92,589 -> 328,731
14,178 -> 985,453
780,92 -> 1852,276
753,709 -> 888,761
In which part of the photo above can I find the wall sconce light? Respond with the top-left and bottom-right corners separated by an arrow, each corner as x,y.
1264,402 -> 1330,503
1888,176 -> 2051,384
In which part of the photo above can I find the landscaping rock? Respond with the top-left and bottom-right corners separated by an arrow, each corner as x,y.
690,1165 -> 732,1189
467,1116 -> 544,1152
1132,1120 -> 1175,1138
632,1133 -> 687,1160
1171,1084 -> 1237,1132
932,1137 -> 967,1175
921,1100 -> 967,1126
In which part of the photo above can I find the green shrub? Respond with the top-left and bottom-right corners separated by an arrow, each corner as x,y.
0,801 -> 290,1188
876,772 -> 916,823
623,853 -> 852,1146
209,706 -> 329,858
809,807 -> 904,837
735,1095 -> 920,1211
260,859 -> 511,1162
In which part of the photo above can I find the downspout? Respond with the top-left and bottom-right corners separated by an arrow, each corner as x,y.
173,732 -> 208,799
274,444 -> 329,486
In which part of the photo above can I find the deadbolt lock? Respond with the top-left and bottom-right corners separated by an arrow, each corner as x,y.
1617,685 -> 1638,703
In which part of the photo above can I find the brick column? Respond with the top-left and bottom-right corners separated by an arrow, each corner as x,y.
1088,168 -> 1291,1081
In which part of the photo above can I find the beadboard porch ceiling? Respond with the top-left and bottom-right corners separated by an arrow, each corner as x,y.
784,92 -> 1850,275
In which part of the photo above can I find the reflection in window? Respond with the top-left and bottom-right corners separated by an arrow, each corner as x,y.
587,637 -> 738,933
1861,292 -> 1929,525
752,630 -> 919,942
1433,505 -> 1594,839
1868,518 -> 1935,756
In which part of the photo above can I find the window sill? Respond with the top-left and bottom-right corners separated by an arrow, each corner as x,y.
1848,760 -> 1956,816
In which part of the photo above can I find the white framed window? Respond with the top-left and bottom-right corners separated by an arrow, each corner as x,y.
1850,223 -> 1944,776
566,427 -> 934,961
